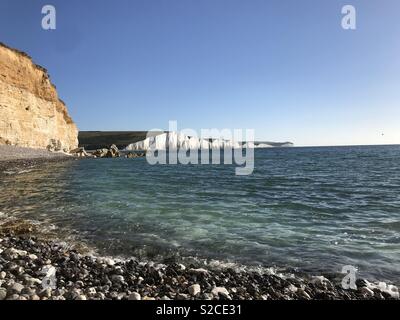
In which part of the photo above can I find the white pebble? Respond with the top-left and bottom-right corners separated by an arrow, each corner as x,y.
211,287 -> 231,299
188,284 -> 201,296
128,292 -> 141,300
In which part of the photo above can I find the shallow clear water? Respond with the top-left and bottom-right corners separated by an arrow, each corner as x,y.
1,145 -> 400,281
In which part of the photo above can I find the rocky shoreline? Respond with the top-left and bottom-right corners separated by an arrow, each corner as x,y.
0,145 -> 77,175
0,150 -> 399,301
70,144 -> 146,159
0,144 -> 143,174
0,226 -> 399,301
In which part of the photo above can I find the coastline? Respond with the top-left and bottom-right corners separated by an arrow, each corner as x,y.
1,150 -> 399,301
0,146 -> 77,175
1,220 -> 399,301
0,145 -> 75,161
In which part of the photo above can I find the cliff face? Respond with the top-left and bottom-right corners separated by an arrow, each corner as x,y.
0,43 -> 78,152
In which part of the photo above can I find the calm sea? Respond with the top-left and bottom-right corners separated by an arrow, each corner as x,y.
1,145 -> 400,282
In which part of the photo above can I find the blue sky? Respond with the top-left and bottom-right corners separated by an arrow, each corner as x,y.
1,0 -> 399,146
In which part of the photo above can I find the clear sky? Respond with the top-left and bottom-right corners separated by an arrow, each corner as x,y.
1,0 -> 399,146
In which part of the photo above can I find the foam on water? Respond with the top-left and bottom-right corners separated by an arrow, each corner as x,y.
3,168 -> 35,175
365,280 -> 399,298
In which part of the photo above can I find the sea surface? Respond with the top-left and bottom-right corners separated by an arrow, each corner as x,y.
1,145 -> 400,282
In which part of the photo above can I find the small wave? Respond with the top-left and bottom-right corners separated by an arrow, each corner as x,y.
3,168 -> 35,175
365,280 -> 399,299
205,259 -> 288,276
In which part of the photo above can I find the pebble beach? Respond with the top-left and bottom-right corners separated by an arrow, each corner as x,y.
1,229 -> 399,301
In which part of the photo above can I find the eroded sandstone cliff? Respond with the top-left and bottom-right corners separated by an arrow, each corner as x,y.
0,43 -> 78,152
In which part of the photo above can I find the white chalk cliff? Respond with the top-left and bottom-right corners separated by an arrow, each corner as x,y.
126,132 -> 244,151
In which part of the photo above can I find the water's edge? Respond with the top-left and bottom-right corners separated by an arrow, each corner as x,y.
1,217 -> 399,300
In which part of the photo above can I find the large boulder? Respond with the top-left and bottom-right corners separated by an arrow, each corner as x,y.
93,148 -> 109,158
106,144 -> 120,158
70,147 -> 89,157
47,139 -> 62,152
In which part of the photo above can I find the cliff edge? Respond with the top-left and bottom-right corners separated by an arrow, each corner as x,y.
0,42 -> 78,152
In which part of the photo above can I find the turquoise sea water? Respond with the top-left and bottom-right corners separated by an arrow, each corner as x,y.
1,145 -> 400,281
